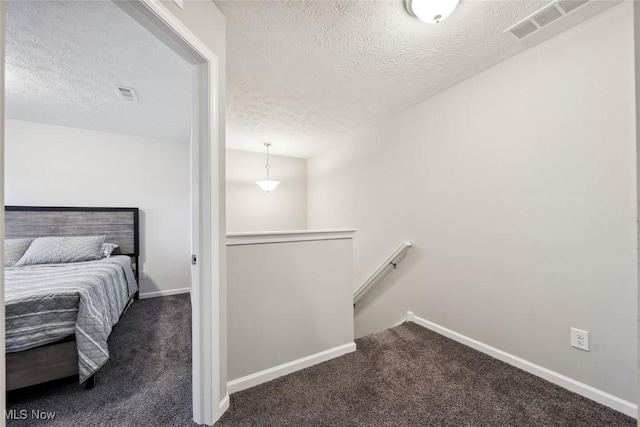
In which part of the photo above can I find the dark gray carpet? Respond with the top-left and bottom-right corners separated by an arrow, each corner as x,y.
7,296 -> 635,426
217,323 -> 635,427
7,294 -> 193,426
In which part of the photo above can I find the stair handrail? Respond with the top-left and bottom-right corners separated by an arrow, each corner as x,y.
353,241 -> 412,304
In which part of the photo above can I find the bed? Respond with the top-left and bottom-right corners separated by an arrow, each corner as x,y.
4,206 -> 140,391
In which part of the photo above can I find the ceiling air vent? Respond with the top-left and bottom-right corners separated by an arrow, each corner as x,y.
557,0 -> 590,14
510,21 -> 538,40
532,5 -> 563,27
504,0 -> 590,40
116,86 -> 138,102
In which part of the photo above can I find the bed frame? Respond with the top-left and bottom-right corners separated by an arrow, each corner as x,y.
4,206 -> 140,391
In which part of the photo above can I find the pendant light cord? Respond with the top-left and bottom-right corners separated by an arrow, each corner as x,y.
265,143 -> 271,179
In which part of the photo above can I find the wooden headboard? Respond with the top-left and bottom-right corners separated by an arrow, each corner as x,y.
5,206 -> 140,282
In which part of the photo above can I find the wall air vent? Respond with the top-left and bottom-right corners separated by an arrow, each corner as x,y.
115,86 -> 138,102
504,0 -> 590,40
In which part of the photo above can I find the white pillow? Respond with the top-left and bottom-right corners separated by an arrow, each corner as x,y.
15,235 -> 106,266
5,238 -> 34,267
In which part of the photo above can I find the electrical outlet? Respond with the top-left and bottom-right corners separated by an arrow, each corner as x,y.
140,270 -> 147,280
571,328 -> 589,352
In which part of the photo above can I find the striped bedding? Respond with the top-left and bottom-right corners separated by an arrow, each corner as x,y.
5,255 -> 138,382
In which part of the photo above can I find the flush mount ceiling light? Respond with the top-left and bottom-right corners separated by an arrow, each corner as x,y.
406,0 -> 461,24
256,142 -> 280,193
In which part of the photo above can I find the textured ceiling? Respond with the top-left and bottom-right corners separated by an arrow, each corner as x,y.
5,1 -> 620,156
5,1 -> 192,143
217,0 -> 618,158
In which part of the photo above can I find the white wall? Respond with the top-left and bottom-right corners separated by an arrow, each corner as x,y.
226,149 -> 307,232
308,3 -> 637,404
5,119 -> 191,297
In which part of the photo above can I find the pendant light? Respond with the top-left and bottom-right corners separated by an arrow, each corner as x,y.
256,143 -> 280,192
406,0 -> 461,24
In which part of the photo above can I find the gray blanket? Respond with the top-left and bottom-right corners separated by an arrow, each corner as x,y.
5,256 -> 138,382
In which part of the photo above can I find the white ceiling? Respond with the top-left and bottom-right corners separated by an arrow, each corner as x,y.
5,1 -> 621,157
217,0 -> 620,158
5,1 -> 192,143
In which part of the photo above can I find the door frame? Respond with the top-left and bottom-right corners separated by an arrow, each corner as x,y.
635,2 -> 640,426
1,2 -> 6,425
0,1 -> 227,425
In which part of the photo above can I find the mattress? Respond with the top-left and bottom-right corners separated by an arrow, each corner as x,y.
5,255 -> 138,381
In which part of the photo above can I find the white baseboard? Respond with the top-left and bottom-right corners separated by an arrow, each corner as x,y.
139,287 -> 191,299
406,312 -> 637,418
219,393 -> 230,411
227,342 -> 357,394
